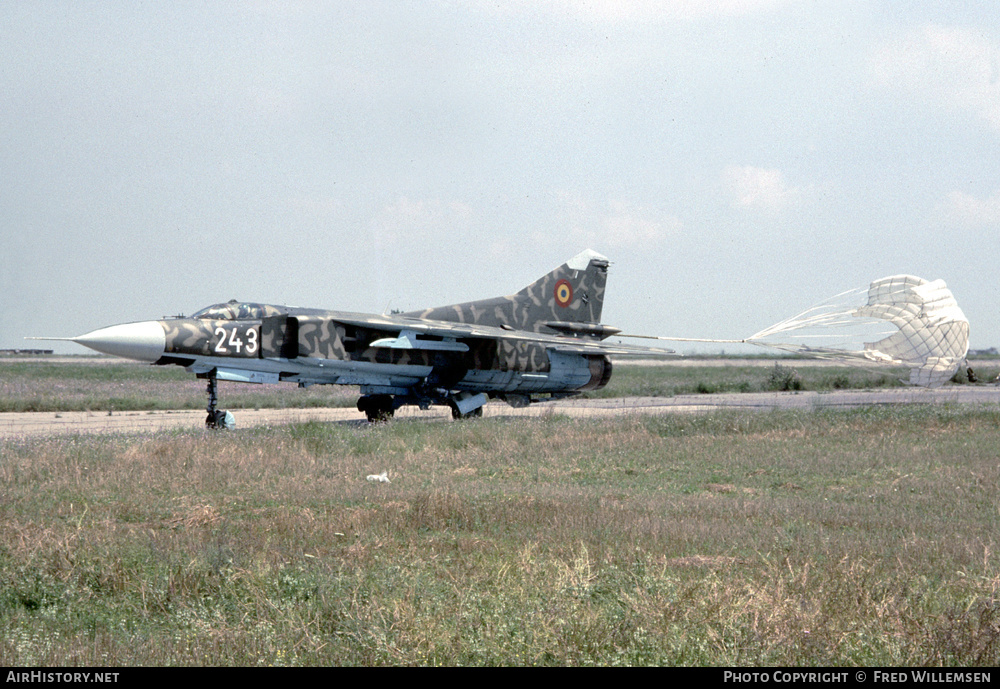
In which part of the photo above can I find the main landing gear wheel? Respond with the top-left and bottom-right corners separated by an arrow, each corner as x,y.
358,394 -> 395,423
449,401 -> 483,420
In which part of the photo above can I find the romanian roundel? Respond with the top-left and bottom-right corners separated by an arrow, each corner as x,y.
554,279 -> 573,307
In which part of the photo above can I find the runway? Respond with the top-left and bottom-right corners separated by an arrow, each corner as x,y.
2,386 -> 998,438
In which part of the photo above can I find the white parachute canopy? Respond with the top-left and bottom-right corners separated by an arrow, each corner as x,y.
747,275 -> 969,387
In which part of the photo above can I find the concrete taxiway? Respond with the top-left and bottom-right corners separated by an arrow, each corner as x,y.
2,387 -> 998,438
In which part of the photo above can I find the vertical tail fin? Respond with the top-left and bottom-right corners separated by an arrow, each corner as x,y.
512,249 -> 609,327
407,249 -> 611,334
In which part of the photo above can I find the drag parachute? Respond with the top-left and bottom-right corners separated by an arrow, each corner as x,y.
746,275 -> 969,387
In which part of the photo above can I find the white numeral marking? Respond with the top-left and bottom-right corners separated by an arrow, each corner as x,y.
214,327 -> 229,353
214,326 -> 258,355
228,327 -> 243,353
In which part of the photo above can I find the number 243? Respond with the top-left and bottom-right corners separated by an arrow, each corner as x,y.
214,326 -> 258,355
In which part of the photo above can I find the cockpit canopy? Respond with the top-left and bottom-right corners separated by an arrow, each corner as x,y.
192,300 -> 283,321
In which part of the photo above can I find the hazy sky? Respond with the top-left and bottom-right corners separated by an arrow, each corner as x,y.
2,1 -> 997,354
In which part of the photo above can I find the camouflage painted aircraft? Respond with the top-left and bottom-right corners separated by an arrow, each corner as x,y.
37,250 -> 674,426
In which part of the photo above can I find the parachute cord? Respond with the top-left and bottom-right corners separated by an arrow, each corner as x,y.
618,334 -> 790,357
617,335 -> 747,344
653,337 -> 747,344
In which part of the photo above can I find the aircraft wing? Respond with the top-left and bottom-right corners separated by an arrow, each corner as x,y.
331,313 -> 676,357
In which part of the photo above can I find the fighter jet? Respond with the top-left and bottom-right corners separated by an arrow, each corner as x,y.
35,250 -> 674,426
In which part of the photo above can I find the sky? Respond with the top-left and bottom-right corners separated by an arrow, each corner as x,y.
2,1 -> 998,355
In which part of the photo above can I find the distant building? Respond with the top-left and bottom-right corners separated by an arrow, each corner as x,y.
969,348 -> 999,357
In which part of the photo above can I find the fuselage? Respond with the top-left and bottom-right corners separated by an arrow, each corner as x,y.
77,301 -> 612,398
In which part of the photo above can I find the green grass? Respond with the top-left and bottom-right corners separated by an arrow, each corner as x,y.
1,408 -> 998,665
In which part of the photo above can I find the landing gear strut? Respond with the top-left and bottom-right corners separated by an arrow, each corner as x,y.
205,375 -> 234,429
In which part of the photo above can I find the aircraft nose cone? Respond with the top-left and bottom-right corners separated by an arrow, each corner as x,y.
72,321 -> 166,362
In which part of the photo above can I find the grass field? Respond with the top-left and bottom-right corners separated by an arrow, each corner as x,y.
0,360 -> 358,413
2,357 -> 997,413
2,406 -> 998,665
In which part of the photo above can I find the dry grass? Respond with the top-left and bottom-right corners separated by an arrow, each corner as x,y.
1,407 -> 999,665
0,360 -> 357,412
6,358 -> 998,413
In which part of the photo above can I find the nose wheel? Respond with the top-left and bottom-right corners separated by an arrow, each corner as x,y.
205,376 -> 234,429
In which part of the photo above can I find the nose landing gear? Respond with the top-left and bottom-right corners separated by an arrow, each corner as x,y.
204,376 -> 234,429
